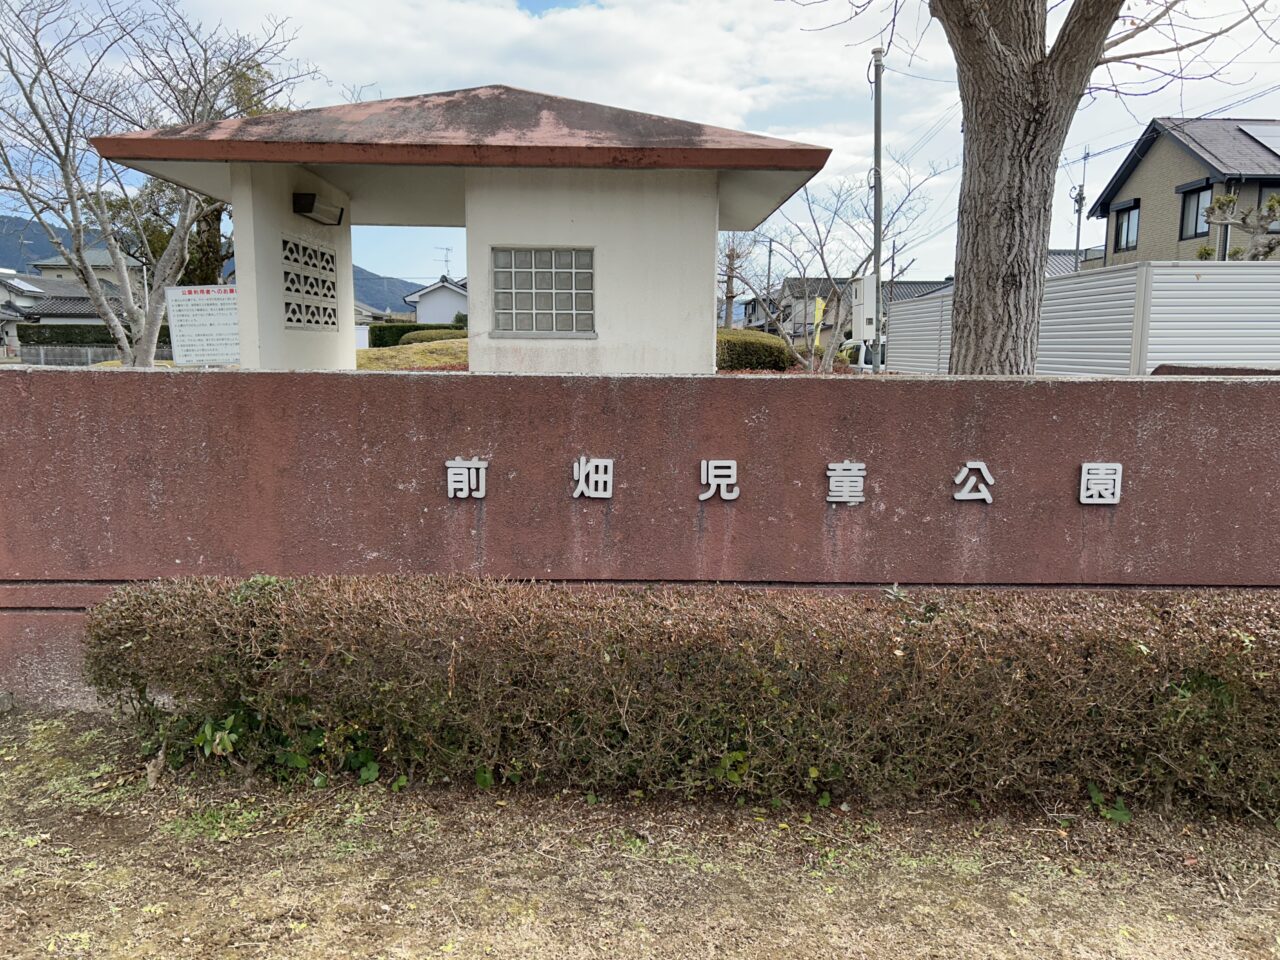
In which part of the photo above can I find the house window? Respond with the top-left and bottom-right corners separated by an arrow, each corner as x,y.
1180,186 -> 1212,240
1114,204 -> 1140,252
1265,189 -> 1280,234
492,247 -> 594,335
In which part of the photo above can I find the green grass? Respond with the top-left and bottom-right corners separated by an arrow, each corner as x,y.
90,340 -> 470,372
4,710 -> 1280,959
356,338 -> 468,371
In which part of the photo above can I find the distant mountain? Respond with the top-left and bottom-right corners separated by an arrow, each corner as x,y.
0,214 -> 65,270
0,214 -> 419,314
353,265 -> 420,313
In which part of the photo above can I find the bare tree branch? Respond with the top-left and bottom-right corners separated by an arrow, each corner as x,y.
0,0 -> 319,366
788,0 -> 1279,373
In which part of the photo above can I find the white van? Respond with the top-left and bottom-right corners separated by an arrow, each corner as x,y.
837,339 -> 886,371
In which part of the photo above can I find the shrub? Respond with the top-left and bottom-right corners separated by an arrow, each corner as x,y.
18,323 -> 172,346
399,328 -> 468,346
716,329 -> 792,371
370,319 -> 466,349
368,323 -> 427,348
84,578 -> 1280,814
453,312 -> 468,328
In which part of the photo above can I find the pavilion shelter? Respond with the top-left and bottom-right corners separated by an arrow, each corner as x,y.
93,85 -> 830,373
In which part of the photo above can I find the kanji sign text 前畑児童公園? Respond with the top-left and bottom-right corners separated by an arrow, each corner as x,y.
443,458 -> 1125,506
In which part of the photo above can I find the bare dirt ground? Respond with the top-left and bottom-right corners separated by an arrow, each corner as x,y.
2,710 -> 1278,959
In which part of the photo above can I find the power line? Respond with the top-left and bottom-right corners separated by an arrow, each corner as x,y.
898,101 -> 963,167
883,65 -> 954,84
1060,79 -> 1280,172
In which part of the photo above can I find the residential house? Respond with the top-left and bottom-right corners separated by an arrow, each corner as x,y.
354,300 -> 392,323
883,277 -> 955,301
353,300 -> 393,349
1043,248 -> 1087,276
1085,117 -> 1280,268
402,275 -> 468,326
777,277 -> 871,346
751,275 -> 949,345
896,250 -> 1078,301
0,270 -> 115,356
30,246 -> 144,288
716,298 -> 747,328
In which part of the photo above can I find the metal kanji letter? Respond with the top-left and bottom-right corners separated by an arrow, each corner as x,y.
573,457 -> 614,499
953,461 -> 994,503
826,461 -> 867,505
699,459 -> 740,501
1080,462 -> 1123,504
445,457 -> 488,499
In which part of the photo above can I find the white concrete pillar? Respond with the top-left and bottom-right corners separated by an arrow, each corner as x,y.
229,163 -> 355,370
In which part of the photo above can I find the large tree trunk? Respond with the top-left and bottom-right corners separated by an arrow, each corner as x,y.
947,85 -> 1075,374
183,204 -> 227,286
931,0 -> 1124,375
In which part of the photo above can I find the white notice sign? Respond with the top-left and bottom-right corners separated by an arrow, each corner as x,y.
164,285 -> 240,366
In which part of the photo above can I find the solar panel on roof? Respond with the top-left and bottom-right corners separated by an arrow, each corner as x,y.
9,279 -> 41,293
1240,124 -> 1280,160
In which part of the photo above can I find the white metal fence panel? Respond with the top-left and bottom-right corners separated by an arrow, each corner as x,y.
886,291 -> 951,373
1035,265 -> 1138,376
1144,261 -> 1280,372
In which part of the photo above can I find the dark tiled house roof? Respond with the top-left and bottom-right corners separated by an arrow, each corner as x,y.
29,247 -> 141,270
883,279 -> 951,301
1045,249 -> 1082,277
0,271 -> 116,321
891,250 -> 1080,302
1162,117 -> 1280,178
778,277 -> 850,300
1,273 -> 116,298
23,296 -> 112,318
778,276 -> 951,302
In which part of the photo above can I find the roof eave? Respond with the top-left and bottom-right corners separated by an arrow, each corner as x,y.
90,136 -> 831,173
1088,122 -> 1162,219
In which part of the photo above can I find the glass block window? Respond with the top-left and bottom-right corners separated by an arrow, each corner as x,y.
492,247 -> 594,334
282,234 -> 339,332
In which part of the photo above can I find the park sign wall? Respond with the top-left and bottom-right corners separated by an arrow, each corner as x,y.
0,368 -> 1276,590
3,366 -> 1279,705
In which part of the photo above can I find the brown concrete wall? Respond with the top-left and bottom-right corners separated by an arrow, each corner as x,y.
5,366 -> 1280,705
4,366 -> 1279,586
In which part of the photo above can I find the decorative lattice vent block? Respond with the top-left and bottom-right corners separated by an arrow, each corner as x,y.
282,234 -> 338,332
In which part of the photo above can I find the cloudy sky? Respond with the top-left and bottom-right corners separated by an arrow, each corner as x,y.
188,0 -> 1280,288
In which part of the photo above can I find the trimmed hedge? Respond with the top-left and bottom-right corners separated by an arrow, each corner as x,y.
18,322 -> 172,346
716,329 -> 792,371
369,323 -> 462,349
84,578 -> 1280,814
399,328 -> 468,346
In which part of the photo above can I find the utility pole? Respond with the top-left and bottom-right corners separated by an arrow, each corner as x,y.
764,237 -> 774,333
871,46 -> 884,373
1070,147 -> 1090,271
722,242 -> 736,328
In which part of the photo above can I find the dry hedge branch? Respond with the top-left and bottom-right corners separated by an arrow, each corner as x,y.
84,576 -> 1280,815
